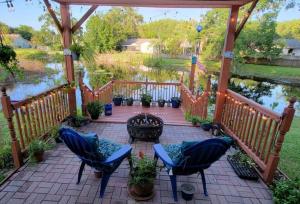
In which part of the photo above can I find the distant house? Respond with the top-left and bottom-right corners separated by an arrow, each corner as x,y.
6,34 -> 31,48
282,39 -> 300,57
121,38 -> 156,54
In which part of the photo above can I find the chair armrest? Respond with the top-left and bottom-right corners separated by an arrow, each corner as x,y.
102,145 -> 132,165
153,144 -> 175,168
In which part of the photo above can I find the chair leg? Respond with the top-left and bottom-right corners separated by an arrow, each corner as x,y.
200,169 -> 208,196
77,162 -> 85,184
170,175 -> 178,201
100,173 -> 111,198
154,154 -> 158,166
128,155 -> 133,172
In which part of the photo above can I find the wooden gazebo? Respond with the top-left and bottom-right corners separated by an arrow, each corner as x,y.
1,0 -> 296,185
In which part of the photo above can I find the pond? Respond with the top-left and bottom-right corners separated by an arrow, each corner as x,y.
1,62 -> 299,117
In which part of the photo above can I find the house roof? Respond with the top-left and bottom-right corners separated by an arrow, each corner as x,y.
53,0 -> 254,8
285,39 -> 300,49
121,38 -> 153,47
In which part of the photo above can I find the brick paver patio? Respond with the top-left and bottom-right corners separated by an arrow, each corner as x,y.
0,123 -> 273,204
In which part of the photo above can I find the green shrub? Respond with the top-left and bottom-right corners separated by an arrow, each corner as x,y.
190,116 -> 201,125
28,140 -> 47,161
140,93 -> 152,104
87,101 -> 103,120
49,125 -> 60,139
129,152 -> 157,186
0,146 -> 13,169
272,178 -> 300,204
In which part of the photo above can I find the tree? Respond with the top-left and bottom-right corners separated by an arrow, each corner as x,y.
84,8 -> 143,53
277,20 -> 300,40
15,25 -> 34,41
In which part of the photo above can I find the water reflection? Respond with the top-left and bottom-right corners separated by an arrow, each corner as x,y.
1,63 -> 299,116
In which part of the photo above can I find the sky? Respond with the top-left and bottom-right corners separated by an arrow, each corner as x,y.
0,1 -> 299,30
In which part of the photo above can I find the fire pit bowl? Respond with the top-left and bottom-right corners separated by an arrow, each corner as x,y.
127,113 -> 164,143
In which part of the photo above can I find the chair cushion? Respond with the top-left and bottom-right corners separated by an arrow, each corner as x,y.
181,141 -> 200,156
98,139 -> 122,160
221,136 -> 234,146
163,144 -> 183,165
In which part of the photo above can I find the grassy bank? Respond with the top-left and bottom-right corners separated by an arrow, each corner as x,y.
279,117 -> 300,179
15,48 -> 63,63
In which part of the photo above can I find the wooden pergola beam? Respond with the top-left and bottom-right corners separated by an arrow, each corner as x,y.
72,5 -> 98,33
43,0 -> 63,33
53,0 -> 254,8
235,0 -> 258,40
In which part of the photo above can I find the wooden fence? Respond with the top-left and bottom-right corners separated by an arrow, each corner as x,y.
1,84 -> 71,168
79,74 -> 211,120
220,89 -> 296,183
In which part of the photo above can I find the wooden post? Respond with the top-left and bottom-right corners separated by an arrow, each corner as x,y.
189,55 -> 197,94
78,71 -> 87,116
263,97 -> 296,184
1,87 -> 23,168
214,5 -> 239,123
60,3 -> 76,115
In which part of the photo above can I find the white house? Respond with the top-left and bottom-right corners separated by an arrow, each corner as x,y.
121,38 -> 156,54
282,39 -> 300,57
5,34 -> 31,48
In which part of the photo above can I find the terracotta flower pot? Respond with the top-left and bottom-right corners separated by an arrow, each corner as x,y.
94,170 -> 102,178
34,151 -> 44,162
132,182 -> 154,197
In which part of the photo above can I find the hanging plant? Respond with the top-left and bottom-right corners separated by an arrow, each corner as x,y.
70,43 -> 84,61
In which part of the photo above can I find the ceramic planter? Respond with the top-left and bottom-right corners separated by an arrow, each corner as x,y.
33,151 -> 44,163
127,98 -> 134,106
104,103 -> 112,116
181,183 -> 195,201
113,97 -> 123,106
158,100 -> 165,107
171,98 -> 181,108
201,123 -> 212,131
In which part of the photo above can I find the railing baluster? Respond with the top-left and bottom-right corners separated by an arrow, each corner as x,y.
15,109 -> 25,150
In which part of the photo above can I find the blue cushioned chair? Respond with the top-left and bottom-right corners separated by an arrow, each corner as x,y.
59,127 -> 132,198
153,138 -> 233,201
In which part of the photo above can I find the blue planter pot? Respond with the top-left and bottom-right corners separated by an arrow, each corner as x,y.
113,97 -> 123,106
171,98 -> 181,108
104,103 -> 112,116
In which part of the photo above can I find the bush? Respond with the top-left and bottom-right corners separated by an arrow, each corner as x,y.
272,178 -> 300,204
140,93 -> 152,104
49,125 -> 60,139
87,101 -> 103,120
28,140 -> 47,162
0,146 -> 13,169
130,152 -> 157,186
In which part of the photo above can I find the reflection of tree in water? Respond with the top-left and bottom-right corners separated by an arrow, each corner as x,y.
211,78 -> 274,105
145,69 -> 179,83
86,65 -> 138,89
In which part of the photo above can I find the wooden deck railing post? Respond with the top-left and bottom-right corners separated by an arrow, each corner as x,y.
189,55 -> 197,94
263,97 -> 296,184
78,71 -> 87,116
1,87 -> 23,168
214,5 -> 239,123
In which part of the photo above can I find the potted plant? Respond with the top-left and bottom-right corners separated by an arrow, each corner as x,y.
141,93 -> 152,107
66,115 -> 90,127
190,116 -> 200,126
70,43 -> 84,61
113,95 -> 123,106
157,98 -> 165,107
129,152 -> 157,200
87,101 -> 103,120
171,97 -> 181,108
49,125 -> 61,143
181,183 -> 196,201
199,119 -> 213,131
127,97 -> 134,106
29,140 -> 47,163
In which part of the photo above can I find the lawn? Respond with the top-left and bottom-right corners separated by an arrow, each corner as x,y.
0,111 -> 10,146
279,117 -> 300,179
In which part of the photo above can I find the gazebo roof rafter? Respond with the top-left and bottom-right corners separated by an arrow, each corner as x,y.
53,0 -> 255,8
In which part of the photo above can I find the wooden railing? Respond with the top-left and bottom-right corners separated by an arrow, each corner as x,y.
180,84 -> 210,119
1,84 -> 71,168
113,80 -> 181,102
220,89 -> 296,183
